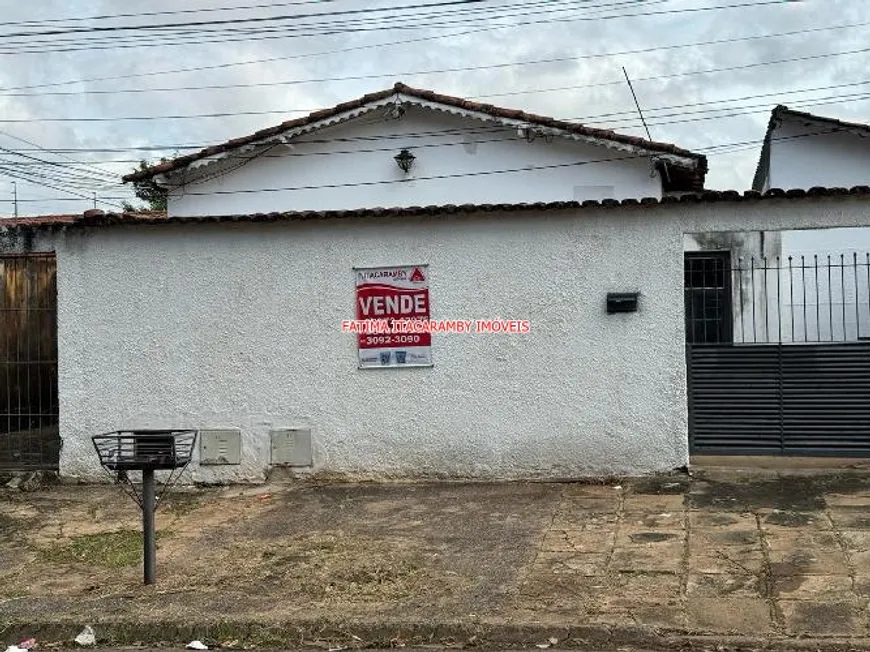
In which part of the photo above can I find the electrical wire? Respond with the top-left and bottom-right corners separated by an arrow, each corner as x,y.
5,40 -> 867,100
4,11 -> 856,93
0,1 -> 794,55
0,126 -> 850,209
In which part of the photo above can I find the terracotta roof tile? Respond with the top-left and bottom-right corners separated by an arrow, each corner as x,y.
123,82 -> 707,188
4,188 -> 868,231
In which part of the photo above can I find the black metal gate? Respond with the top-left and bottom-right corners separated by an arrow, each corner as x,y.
0,254 -> 59,470
686,251 -> 870,456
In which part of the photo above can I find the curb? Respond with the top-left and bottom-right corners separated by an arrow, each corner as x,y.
4,620 -> 870,651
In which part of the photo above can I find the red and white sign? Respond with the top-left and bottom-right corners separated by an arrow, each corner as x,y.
354,265 -> 432,368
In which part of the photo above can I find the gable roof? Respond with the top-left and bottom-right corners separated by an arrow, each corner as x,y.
752,105 -> 870,190
124,82 -> 708,192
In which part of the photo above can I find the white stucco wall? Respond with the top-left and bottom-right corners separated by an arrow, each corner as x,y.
42,196 -> 870,482
166,106 -> 663,216
768,118 -> 870,190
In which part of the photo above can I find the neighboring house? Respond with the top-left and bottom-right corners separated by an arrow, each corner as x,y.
754,106 -> 870,343
752,105 -> 870,192
124,82 -> 707,214
685,106 -> 870,346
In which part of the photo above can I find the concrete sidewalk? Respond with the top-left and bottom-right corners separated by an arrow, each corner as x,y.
4,470 -> 870,649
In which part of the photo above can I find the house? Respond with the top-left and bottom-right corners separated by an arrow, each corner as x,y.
123,82 -> 707,213
1,86 -> 870,480
752,105 -> 870,192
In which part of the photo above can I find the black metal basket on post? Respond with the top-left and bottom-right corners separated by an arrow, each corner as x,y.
92,429 -> 198,585
93,429 -> 196,471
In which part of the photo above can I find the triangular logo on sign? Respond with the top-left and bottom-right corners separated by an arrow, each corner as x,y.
410,267 -> 426,282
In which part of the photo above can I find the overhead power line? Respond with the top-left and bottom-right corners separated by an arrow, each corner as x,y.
3,72 -> 869,125
0,1 -> 794,55
0,0 -> 498,39
3,41 -> 867,99
4,11 -> 855,93
0,0 -> 656,51
0,125 -> 856,210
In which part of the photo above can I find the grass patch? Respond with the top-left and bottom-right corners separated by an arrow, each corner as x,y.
258,533 -> 424,603
160,492 -> 203,516
38,529 -> 167,568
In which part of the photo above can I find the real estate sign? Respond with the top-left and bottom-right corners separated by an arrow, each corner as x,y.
354,265 -> 432,368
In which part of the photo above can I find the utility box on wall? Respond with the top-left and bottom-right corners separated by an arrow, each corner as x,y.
199,429 -> 242,465
270,428 -> 313,467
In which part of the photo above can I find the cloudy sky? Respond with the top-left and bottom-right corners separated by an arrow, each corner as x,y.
0,0 -> 864,215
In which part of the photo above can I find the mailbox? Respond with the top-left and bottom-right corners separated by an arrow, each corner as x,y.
606,292 -> 640,314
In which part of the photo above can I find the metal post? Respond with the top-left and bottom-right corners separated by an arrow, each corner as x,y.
142,468 -> 157,585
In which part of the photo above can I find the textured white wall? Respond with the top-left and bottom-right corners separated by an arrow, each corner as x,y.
166,107 -> 662,216
49,197 -> 870,482
769,118 -> 870,190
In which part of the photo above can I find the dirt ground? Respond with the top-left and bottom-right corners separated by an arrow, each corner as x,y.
4,470 -> 870,646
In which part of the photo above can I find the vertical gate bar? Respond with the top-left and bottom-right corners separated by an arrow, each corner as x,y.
776,342 -> 785,453
854,252 -> 860,340
801,255 -> 808,343
764,256 -> 770,343
683,255 -> 695,344
702,257 -> 709,344
777,256 -> 782,344
751,257 -> 757,343
25,264 -> 32,463
815,255 -> 820,342
738,258 -> 745,343
828,255 -> 834,342
1,260 -> 7,447
866,253 -> 870,340
841,254 -> 847,342
789,256 -> 794,342
35,262 -> 42,452
15,262 -> 22,449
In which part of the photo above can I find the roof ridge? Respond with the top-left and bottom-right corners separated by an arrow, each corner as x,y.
123,82 -> 707,187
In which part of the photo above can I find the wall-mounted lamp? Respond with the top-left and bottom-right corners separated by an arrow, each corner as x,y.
394,149 -> 416,174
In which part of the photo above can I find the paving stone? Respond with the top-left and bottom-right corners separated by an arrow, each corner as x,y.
611,543 -> 683,573
767,549 -> 850,576
622,493 -> 685,513
825,493 -> 870,507
780,599 -> 867,636
540,530 -> 614,554
534,552 -> 609,576
617,526 -> 685,546
851,575 -> 870,597
685,597 -> 773,634
686,572 -> 763,598
759,509 -> 831,530
837,530 -> 870,552
845,550 -> 870,574
772,573 -> 854,600
554,509 -> 618,528
688,511 -> 758,530
694,528 -> 761,547
828,507 -> 870,530
762,530 -> 841,552
621,511 -> 683,529
629,603 -> 687,629
688,538 -> 764,574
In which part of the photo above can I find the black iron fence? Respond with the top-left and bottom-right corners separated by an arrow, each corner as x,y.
686,252 -> 870,345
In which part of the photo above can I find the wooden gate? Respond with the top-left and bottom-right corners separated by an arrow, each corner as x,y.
0,254 -> 59,470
